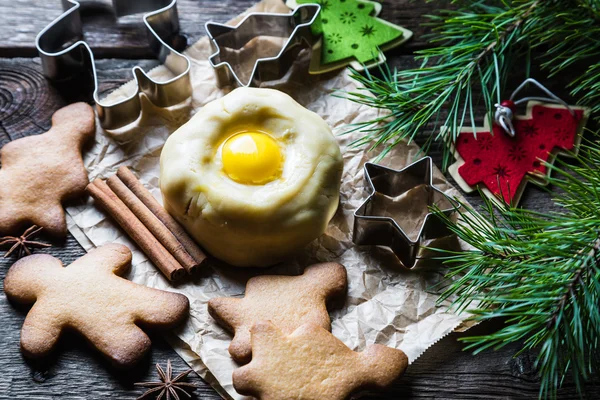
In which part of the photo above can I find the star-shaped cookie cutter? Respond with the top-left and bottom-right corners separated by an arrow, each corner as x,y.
205,3 -> 321,88
353,157 -> 457,269
36,0 -> 191,130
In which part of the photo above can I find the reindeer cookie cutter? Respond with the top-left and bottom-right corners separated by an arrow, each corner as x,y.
205,3 -> 321,88
36,0 -> 192,130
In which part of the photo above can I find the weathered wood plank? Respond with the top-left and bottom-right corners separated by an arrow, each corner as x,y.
2,281 -> 598,400
0,0 -> 254,58
2,0 -> 592,397
1,55 -> 594,398
0,259 -> 221,399
0,53 -> 572,215
0,56 -> 211,398
0,0 -> 433,58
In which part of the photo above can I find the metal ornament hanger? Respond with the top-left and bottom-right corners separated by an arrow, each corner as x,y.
494,78 -> 574,138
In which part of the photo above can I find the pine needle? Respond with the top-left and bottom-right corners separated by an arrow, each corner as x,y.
344,0 -> 600,170
431,135 -> 600,399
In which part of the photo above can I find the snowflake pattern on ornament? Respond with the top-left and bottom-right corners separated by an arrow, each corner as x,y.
452,103 -> 587,204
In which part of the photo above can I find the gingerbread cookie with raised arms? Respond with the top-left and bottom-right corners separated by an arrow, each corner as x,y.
208,262 -> 347,363
4,243 -> 189,368
233,322 -> 409,400
0,102 -> 95,237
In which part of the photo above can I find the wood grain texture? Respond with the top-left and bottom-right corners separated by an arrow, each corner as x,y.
0,55 -> 592,400
0,0 -> 252,58
0,0 -> 430,58
0,0 -> 597,398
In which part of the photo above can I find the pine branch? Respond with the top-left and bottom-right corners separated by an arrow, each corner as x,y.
431,137 -> 600,398
524,0 -> 600,117
344,0 -> 600,169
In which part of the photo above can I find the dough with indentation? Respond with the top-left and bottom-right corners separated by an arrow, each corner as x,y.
160,88 -> 343,267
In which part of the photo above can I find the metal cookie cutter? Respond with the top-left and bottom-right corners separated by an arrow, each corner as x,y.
206,4 -> 320,88
353,157 -> 457,269
36,0 -> 192,130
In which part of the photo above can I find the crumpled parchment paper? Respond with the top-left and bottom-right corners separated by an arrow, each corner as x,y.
65,1 -> 476,398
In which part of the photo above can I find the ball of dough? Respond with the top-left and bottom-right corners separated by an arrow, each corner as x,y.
160,88 -> 343,267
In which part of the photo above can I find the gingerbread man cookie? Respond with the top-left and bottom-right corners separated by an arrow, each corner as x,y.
233,322 -> 408,399
0,102 -> 95,237
4,243 -> 189,368
208,262 -> 347,363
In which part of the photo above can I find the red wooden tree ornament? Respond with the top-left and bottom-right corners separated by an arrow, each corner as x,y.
449,101 -> 589,205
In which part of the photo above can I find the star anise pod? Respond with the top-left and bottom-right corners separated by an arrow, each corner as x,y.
135,360 -> 198,400
0,226 -> 51,258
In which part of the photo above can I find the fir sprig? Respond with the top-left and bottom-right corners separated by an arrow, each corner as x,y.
431,137 -> 600,398
345,0 -> 600,168
528,0 -> 600,115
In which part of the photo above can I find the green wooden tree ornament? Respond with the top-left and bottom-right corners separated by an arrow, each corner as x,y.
287,0 -> 412,74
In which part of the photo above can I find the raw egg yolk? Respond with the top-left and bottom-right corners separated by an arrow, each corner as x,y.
221,131 -> 283,184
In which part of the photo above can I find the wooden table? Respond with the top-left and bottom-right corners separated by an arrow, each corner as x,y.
0,1 -> 597,398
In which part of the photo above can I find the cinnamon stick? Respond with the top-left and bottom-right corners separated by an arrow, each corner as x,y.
116,166 -> 207,271
106,174 -> 199,274
86,179 -> 186,282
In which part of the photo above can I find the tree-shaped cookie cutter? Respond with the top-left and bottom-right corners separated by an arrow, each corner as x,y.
205,4 -> 321,88
36,0 -> 191,130
353,157 -> 457,268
